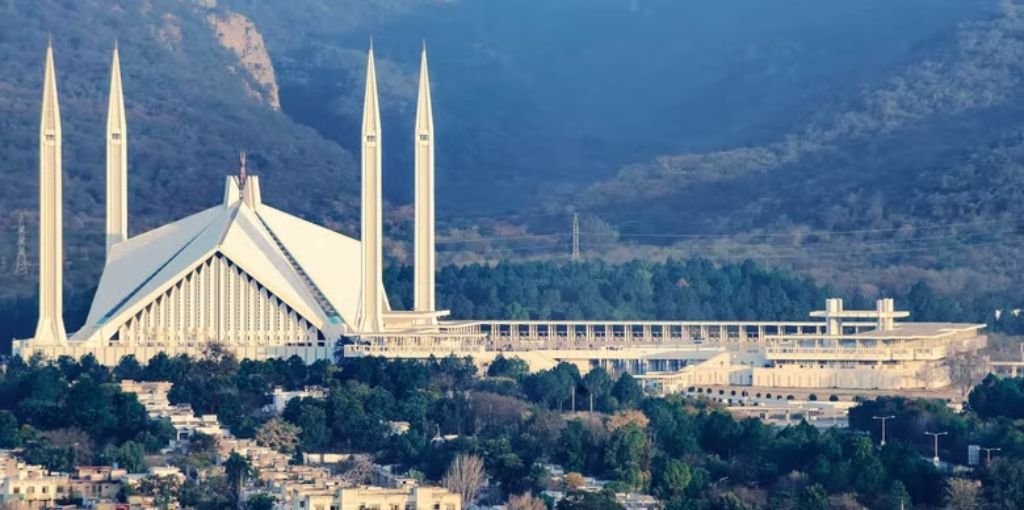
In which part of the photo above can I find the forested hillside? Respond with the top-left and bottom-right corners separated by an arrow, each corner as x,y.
1,0 -> 1022,305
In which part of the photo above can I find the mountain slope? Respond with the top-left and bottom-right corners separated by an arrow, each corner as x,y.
0,0 -> 360,289
221,0 -> 990,211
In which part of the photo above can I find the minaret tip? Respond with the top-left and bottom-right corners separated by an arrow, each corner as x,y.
239,150 -> 248,183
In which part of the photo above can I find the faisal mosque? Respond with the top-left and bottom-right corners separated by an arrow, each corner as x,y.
12,42 -> 990,392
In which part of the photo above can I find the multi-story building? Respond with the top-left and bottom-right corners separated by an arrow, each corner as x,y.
0,453 -> 69,510
277,486 -> 461,510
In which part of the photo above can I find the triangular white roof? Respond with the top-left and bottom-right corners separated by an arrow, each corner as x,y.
73,176 -> 378,343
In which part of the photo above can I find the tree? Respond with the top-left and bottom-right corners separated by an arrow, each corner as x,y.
507,493 -> 547,510
564,472 -> 585,490
255,418 -> 300,453
225,451 -> 255,510
608,410 -> 649,431
442,454 -> 486,507
604,423 -> 650,490
0,411 -> 21,448
982,458 -> 1024,510
944,478 -> 979,510
611,373 -> 643,409
245,493 -> 276,510
556,490 -> 624,510
488,355 -> 530,380
102,440 -> 147,473
947,350 -> 988,398
114,355 -> 144,381
653,459 -> 691,499
558,420 -> 596,473
798,484 -> 830,510
135,475 -> 183,510
295,403 -> 329,452
583,368 -> 613,412
887,481 -> 912,510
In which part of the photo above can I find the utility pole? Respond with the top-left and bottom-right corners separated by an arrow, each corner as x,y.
14,212 -> 28,278
925,431 -> 948,466
571,213 -> 580,262
980,446 -> 1001,464
873,415 -> 895,446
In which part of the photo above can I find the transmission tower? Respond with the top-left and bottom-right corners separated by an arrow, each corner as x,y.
14,212 -> 28,277
571,213 -> 581,262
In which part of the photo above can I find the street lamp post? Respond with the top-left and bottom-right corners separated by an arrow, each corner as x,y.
980,447 -> 1002,464
873,415 -> 895,446
925,431 -> 948,466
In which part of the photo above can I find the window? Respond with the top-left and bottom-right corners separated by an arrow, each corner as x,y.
112,133 -> 121,141
27,487 -> 35,495
13,487 -> 19,494
366,135 -> 377,143
41,487 -> 48,494
419,134 -> 429,142
45,134 -> 55,142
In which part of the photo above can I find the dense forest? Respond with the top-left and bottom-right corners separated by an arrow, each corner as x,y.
3,350 -> 1024,509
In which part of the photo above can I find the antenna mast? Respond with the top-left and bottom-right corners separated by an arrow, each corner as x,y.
14,212 -> 28,277
571,213 -> 581,262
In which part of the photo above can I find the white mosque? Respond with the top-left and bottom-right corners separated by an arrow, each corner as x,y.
16,42 -> 449,364
12,42 -> 989,393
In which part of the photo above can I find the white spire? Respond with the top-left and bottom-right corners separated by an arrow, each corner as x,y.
35,41 -> 67,344
357,42 -> 384,333
413,42 -> 436,314
105,42 -> 128,257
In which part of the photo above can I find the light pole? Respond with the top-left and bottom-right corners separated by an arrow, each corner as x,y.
980,446 -> 1002,464
925,431 -> 948,466
873,415 -> 895,446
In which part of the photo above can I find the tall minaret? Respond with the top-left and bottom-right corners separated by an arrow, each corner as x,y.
105,42 -> 128,257
413,43 -> 436,314
35,41 -> 67,344
357,43 -> 384,333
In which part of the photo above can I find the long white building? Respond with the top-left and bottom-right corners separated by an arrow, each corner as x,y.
11,42 -> 987,391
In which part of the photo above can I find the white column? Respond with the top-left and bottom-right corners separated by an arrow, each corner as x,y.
414,43 -> 436,315
34,42 -> 67,345
106,43 -> 128,257
357,44 -> 384,333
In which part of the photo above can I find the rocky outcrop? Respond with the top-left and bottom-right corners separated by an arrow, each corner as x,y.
205,10 -> 281,110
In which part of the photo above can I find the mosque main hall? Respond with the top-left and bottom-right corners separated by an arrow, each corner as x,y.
13,42 -> 988,392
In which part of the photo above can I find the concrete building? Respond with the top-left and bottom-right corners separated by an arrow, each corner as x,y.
11,42 -> 987,392
277,486 -> 460,510
267,386 -> 327,415
0,452 -> 68,510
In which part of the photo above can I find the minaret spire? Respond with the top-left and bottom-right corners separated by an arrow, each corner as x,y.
357,42 -> 384,333
35,41 -> 67,344
105,42 -> 128,257
413,42 -> 436,315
